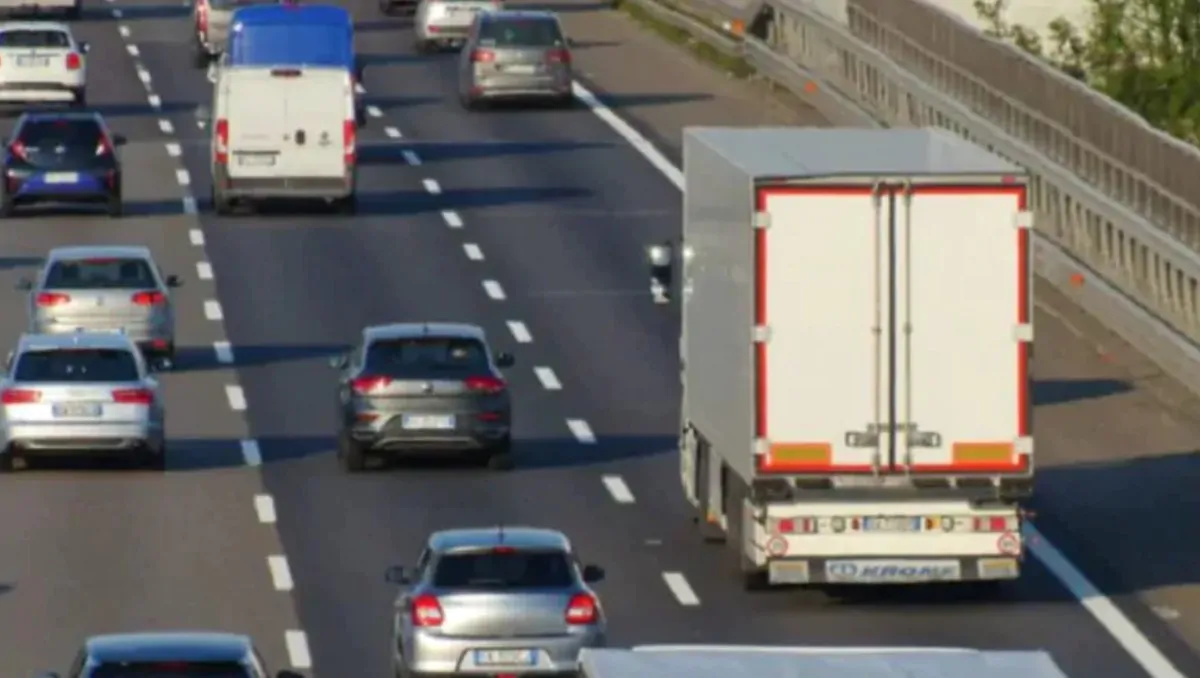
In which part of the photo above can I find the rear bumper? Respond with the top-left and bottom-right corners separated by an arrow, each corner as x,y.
0,82 -> 82,103
401,627 -> 605,674
349,413 -> 509,453
32,321 -> 171,348
759,555 -> 1023,585
419,24 -> 471,41
3,421 -> 163,453
215,166 -> 356,200
6,168 -> 115,200
472,76 -> 571,100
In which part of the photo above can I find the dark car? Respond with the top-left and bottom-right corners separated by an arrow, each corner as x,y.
38,631 -> 304,678
330,322 -> 516,472
1,111 -> 125,217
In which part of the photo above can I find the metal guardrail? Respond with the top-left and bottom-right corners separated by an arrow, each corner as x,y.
617,0 -> 1200,395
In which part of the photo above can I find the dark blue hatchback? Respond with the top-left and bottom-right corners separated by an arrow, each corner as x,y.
0,111 -> 126,218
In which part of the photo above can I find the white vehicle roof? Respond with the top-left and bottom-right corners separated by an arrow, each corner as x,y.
0,21 -> 73,34
578,646 -> 1071,678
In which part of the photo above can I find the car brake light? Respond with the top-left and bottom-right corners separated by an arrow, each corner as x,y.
351,376 -> 391,394
464,376 -> 505,394
65,52 -> 82,70
132,291 -> 165,306
112,388 -> 153,404
471,49 -> 495,63
95,135 -> 113,157
9,140 -> 28,162
565,593 -> 598,625
493,546 -> 515,554
215,118 -> 229,164
343,119 -> 355,165
546,48 -> 570,64
35,292 -> 70,307
411,594 -> 444,627
1,388 -> 40,404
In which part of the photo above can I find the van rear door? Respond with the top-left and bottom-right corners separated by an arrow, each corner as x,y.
280,67 -> 350,179
224,68 -> 288,178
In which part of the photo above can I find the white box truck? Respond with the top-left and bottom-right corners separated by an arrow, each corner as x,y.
645,128 -> 1033,589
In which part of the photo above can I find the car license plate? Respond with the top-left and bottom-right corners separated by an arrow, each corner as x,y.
402,414 -> 455,430
42,172 -> 79,184
53,403 -> 101,418
474,649 -> 536,666
504,64 -> 537,74
863,516 -> 922,532
16,56 -> 49,67
237,154 -> 276,167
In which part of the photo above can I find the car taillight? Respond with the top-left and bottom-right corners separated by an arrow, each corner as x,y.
112,388 -> 153,404
411,594 -> 444,627
464,376 -> 505,394
35,292 -> 70,307
215,118 -> 229,164
471,49 -> 495,63
565,593 -> 598,625
132,291 -> 165,306
546,48 -> 570,64
973,516 -> 1016,532
343,119 -> 355,165
0,388 -> 40,404
9,140 -> 28,162
351,376 -> 391,395
95,136 -> 113,157
65,52 -> 82,70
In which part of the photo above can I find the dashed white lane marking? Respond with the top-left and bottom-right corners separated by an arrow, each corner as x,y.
125,44 -> 139,57
442,210 -> 463,228
463,243 -> 483,261
422,178 -> 441,194
482,280 -> 506,300
354,82 -> 365,94
662,572 -> 700,606
267,555 -> 295,591
189,228 -> 205,246
213,340 -> 234,365
182,196 -> 197,215
366,105 -> 383,118
534,366 -> 562,391
166,142 -> 181,157
602,474 -> 635,504
225,385 -> 247,411
196,261 -> 213,280
506,320 -> 532,343
254,494 -> 276,524
117,25 -> 129,37
241,439 -> 262,466
148,93 -> 161,110
137,68 -> 151,85
285,631 -> 312,669
203,299 -> 223,320
384,126 -> 401,138
158,119 -> 174,134
566,418 -> 595,444
402,150 -> 422,166
175,169 -> 190,186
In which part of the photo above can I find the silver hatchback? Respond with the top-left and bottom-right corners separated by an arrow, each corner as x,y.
457,10 -> 574,108
386,527 -> 607,677
18,245 -> 182,366
0,331 -> 165,471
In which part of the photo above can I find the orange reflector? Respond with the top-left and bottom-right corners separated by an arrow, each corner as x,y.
952,442 -> 1013,464
769,443 -> 832,465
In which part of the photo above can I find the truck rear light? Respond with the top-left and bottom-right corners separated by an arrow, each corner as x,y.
132,291 -> 165,306
112,388 -> 153,404
343,119 -> 356,165
564,593 -> 598,624
773,518 -> 815,534
1,388 -> 40,404
973,516 -> 1016,532
215,118 -> 229,164
411,593 -> 444,627
351,376 -> 391,394
35,292 -> 70,307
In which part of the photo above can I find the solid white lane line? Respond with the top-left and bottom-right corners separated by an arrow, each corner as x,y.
367,105 -> 383,118
254,494 -> 276,523
225,386 -> 247,411
175,169 -> 190,186
602,475 -> 635,504
463,243 -> 484,261
534,366 -> 561,391
166,141 -> 181,157
662,572 -> 700,606
118,24 -> 130,36
196,261 -> 213,280
442,210 -> 463,228
385,126 -> 401,138
148,93 -> 161,109
422,178 -> 441,194
213,340 -> 234,365
284,631 -> 312,669
204,300 -> 223,320
241,439 -> 262,466
268,555 -> 294,591
126,44 -> 139,57
189,228 -> 205,245
181,196 -> 197,215
158,119 -> 174,134
572,81 -> 683,188
402,150 -> 422,166
566,418 -> 595,444
482,280 -> 505,300
506,320 -> 532,343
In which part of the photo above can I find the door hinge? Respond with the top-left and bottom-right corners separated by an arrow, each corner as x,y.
754,438 -> 770,457
753,324 -> 771,343
1014,210 -> 1034,230
1013,323 -> 1033,342
1014,436 -> 1034,455
753,211 -> 770,229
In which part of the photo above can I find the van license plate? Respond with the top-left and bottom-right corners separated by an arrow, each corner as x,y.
402,414 -> 455,430
237,155 -> 276,167
864,517 -> 922,532
43,172 -> 79,184
53,403 -> 101,418
474,649 -> 536,666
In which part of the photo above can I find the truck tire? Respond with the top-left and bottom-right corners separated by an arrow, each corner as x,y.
212,186 -> 233,216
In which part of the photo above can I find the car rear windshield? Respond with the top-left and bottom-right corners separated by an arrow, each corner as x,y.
364,338 -> 489,376
477,19 -> 564,47
88,663 -> 251,677
44,258 -> 156,290
14,349 -> 139,383
432,550 -> 575,589
18,119 -> 104,151
0,30 -> 71,48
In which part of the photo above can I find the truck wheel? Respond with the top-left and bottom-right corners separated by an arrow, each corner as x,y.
339,431 -> 367,472
212,187 -> 233,216
192,42 -> 210,69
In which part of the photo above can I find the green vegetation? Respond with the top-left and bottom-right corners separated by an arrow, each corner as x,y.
976,0 -> 1200,145
614,0 -> 756,78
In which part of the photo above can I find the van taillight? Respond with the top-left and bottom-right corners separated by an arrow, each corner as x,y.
343,120 -> 355,165
215,118 -> 229,164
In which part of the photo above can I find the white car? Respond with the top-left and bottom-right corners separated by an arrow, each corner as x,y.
0,22 -> 86,108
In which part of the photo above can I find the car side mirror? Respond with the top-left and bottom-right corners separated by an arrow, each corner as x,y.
582,564 -> 605,583
4,351 -> 13,370
165,274 -> 182,287
113,134 -> 127,147
14,278 -> 31,291
385,565 -> 410,585
646,240 -> 673,304
276,672 -> 304,678
329,354 -> 349,369
79,41 -> 90,54
494,352 -> 514,368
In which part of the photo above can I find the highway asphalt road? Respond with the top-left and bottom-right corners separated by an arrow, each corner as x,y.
1,0 -> 1199,676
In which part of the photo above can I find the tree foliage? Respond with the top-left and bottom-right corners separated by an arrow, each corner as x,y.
975,0 -> 1200,144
